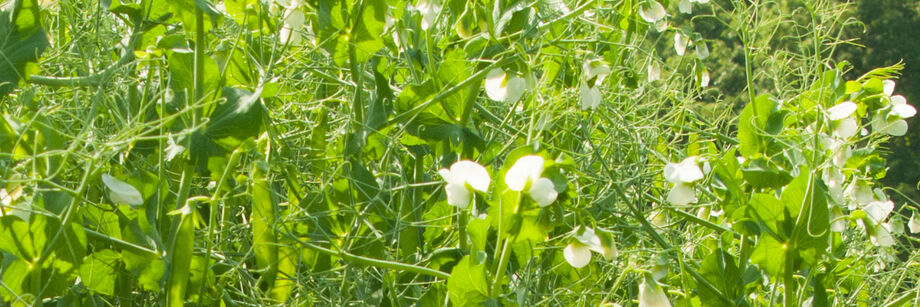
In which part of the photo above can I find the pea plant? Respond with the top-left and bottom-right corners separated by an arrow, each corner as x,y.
1,0 -> 919,305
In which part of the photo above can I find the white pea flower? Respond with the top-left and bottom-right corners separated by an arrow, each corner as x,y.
580,59 -> 610,110
505,155 -> 559,207
648,62 -> 661,82
846,180 -> 874,209
673,33 -> 689,56
678,0 -> 692,14
890,95 -> 916,118
279,4 -> 305,44
416,0 -> 441,30
438,160 -> 491,209
699,69 -> 710,87
822,167 -> 845,205
664,156 -> 704,205
484,68 -> 527,104
102,174 -> 144,207
564,227 -> 617,268
828,101 -> 859,139
871,82 -> 915,136
638,1 -> 666,23
908,211 -> 920,234
863,200 -> 895,247
654,19 -> 669,32
580,82 -> 601,110
695,42 -> 709,60
639,278 -> 672,307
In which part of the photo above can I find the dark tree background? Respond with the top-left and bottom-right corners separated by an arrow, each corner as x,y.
838,0 -> 920,203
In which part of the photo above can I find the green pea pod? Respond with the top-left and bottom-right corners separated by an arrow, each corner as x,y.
167,199 -> 200,307
252,159 -> 278,290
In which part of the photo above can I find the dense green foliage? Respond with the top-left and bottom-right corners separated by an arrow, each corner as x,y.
1,0 -> 919,306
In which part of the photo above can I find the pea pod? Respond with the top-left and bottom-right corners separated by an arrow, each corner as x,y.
252,158 -> 278,290
166,197 -> 202,307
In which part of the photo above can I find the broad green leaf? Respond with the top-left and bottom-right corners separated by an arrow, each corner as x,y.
748,193 -> 786,238
79,249 -> 121,296
781,170 -> 829,267
447,255 -> 489,305
698,249 -> 743,306
741,157 -> 793,189
737,95 -> 779,157
206,87 -> 266,147
351,0 -> 386,63
0,0 -> 48,96
0,215 -> 34,260
750,235 -> 785,278
0,258 -> 30,302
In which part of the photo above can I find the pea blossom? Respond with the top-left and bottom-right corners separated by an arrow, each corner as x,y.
438,160 -> 491,209
102,174 -> 144,207
563,227 -> 617,268
909,211 -> 920,234
673,33 -> 689,56
484,68 -> 527,104
505,155 -> 558,207
639,278 -> 672,307
638,1 -> 666,23
872,80 -> 916,136
663,156 -> 704,205
827,101 -> 859,139
863,199 -> 895,247
416,0 -> 441,31
580,58 -> 610,110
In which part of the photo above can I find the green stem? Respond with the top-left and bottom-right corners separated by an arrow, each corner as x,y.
288,235 -> 450,280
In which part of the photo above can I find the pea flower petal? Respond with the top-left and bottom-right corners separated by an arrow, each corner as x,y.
564,243 -> 592,268
890,95 -> 916,118
667,183 -> 696,205
439,160 -> 491,209
529,177 -> 558,207
828,101 -> 857,121
505,155 -> 545,191
678,0 -> 692,14
639,279 -> 672,307
639,1 -> 666,23
663,156 -> 703,183
908,212 -> 920,234
102,174 -> 144,206
674,33 -> 688,56
580,82 -> 602,110
484,68 -> 526,103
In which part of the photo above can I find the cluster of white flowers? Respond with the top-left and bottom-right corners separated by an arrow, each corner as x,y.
438,155 -> 560,209
871,80 -> 916,136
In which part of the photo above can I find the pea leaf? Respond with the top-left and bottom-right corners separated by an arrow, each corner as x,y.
447,255 -> 489,305
80,249 -> 122,296
0,0 -> 49,96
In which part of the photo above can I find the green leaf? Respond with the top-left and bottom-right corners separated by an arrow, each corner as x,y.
206,87 -> 266,147
447,255 -> 489,305
737,95 -> 779,157
697,249 -> 743,306
751,235 -> 786,278
0,258 -> 30,302
0,0 -> 49,96
351,0 -> 386,63
0,215 -> 34,260
79,249 -> 122,296
781,170 -> 829,267
741,157 -> 793,189
748,193 -> 786,239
